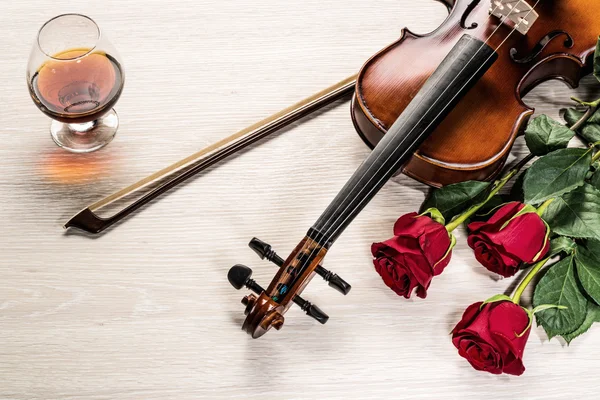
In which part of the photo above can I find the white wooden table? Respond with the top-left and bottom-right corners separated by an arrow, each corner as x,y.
1,1 -> 599,398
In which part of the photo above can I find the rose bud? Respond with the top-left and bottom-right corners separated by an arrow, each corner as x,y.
467,202 -> 550,277
371,211 -> 455,299
452,300 -> 531,376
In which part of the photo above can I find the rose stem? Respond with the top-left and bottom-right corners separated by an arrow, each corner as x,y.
592,148 -> 600,163
566,105 -> 600,166
445,153 -> 535,232
569,99 -> 598,132
511,258 -> 550,305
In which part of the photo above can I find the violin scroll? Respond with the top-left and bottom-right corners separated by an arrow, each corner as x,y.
241,293 -> 285,337
228,235 -> 338,338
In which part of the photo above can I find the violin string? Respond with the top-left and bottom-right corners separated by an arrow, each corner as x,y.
319,0 -> 541,251
287,0 -> 540,298
276,1 -> 519,300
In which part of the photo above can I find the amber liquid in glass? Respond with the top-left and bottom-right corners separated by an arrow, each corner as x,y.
30,48 -> 124,124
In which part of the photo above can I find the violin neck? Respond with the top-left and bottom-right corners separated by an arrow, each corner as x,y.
308,34 -> 498,247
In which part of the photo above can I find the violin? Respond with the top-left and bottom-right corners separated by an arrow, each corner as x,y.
228,0 -> 600,338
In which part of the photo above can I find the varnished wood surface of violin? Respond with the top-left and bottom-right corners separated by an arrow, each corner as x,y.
353,0 -> 600,187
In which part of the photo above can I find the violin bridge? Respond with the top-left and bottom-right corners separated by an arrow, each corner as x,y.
490,0 -> 539,35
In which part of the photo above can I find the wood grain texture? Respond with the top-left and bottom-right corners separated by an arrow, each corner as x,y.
1,1 -> 599,399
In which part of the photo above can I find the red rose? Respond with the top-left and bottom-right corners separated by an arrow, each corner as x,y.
452,300 -> 531,376
371,212 -> 454,299
467,202 -> 550,277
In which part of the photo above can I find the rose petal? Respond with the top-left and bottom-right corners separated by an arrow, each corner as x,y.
452,301 -> 530,376
394,213 -> 448,239
472,241 -> 500,269
372,236 -> 422,258
456,336 -> 503,374
373,257 -> 417,298
483,212 -> 550,263
488,302 -> 531,358
400,252 -> 433,289
468,202 -> 524,234
393,213 -> 426,237
419,225 -> 452,268
501,356 -> 526,376
469,235 -> 521,277
455,303 -> 496,348
432,249 -> 452,276
452,302 -> 483,334
372,213 -> 453,300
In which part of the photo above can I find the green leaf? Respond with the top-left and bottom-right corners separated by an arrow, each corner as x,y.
562,301 -> 600,344
543,184 -> 600,240
575,243 -> 600,304
595,37 -> 600,83
589,169 -> 600,189
525,115 -> 575,156
585,238 -> 600,255
420,181 -> 490,222
564,108 -> 600,144
550,237 -> 576,257
533,256 -> 588,338
523,148 -> 592,205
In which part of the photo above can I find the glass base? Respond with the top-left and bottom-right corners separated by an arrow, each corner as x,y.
50,109 -> 119,153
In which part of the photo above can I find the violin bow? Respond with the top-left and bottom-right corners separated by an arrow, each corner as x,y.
65,75 -> 357,234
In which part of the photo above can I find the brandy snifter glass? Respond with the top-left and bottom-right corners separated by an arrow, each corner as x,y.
27,14 -> 125,153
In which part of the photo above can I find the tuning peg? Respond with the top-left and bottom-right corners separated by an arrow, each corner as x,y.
228,264 -> 265,294
294,297 -> 329,324
314,266 -> 352,296
228,263 -> 329,324
249,237 -> 284,265
249,237 -> 352,295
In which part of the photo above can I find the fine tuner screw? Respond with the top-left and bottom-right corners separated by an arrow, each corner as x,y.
248,237 -> 352,295
227,264 -> 329,324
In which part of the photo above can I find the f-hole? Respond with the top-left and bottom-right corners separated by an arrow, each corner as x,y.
461,0 -> 481,30
510,30 -> 575,64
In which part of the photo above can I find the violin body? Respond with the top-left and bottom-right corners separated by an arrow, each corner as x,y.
352,0 -> 600,187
